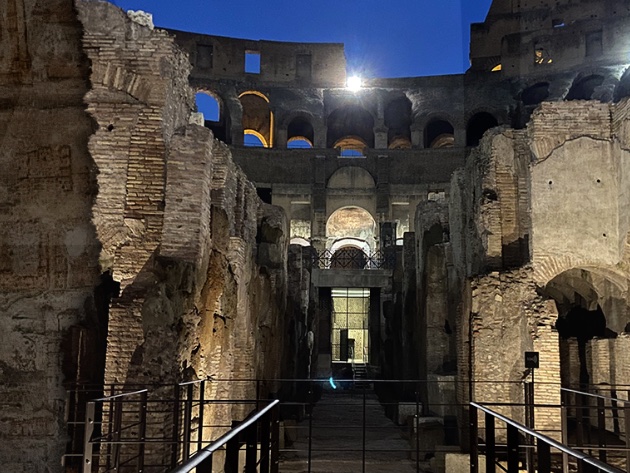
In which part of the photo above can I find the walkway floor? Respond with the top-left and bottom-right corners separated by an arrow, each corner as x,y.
279,388 -> 429,473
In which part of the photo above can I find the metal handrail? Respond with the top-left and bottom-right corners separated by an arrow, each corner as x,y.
470,402 -> 625,473
562,386 -> 630,405
169,399 -> 280,473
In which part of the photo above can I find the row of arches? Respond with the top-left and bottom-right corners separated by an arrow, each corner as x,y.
195,90 -> 501,150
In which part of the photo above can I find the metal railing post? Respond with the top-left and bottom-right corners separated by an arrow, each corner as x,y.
624,397 -> 630,473
137,390 -> 147,472
245,423 -> 257,473
183,384 -> 193,460
415,390 -> 420,472
307,383 -> 313,473
485,412 -> 495,473
271,404 -> 280,473
506,424 -> 520,473
470,404 -> 478,473
597,395 -> 607,462
260,410 -> 271,473
82,401 -> 95,473
362,386 -> 366,473
171,383 -> 181,468
112,398 -> 123,471
537,438 -> 551,473
198,380 -> 205,453
561,390 -> 569,473
225,433 -> 240,473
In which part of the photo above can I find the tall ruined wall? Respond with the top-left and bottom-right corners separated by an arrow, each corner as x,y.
73,1 -> 291,466
77,0 -> 289,390
442,100 -> 630,444
529,101 -> 626,284
0,0 -> 100,471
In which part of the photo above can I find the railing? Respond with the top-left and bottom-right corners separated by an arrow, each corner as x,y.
561,387 -> 630,471
77,380 -> 271,472
312,249 -> 395,270
82,389 -> 149,473
169,399 -> 280,473
68,379 -> 630,473
470,402 -> 626,473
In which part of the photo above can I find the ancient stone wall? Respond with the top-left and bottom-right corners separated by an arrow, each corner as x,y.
0,0 -> 100,471
469,269 -> 561,439
73,1 -> 293,467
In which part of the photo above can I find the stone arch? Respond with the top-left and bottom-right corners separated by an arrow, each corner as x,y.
466,111 -> 499,147
327,166 -> 376,190
384,96 -> 412,148
196,89 -> 231,143
326,104 -> 374,149
284,112 -> 315,148
520,82 -> 550,106
326,206 -> 377,253
424,118 -> 455,149
565,74 -> 605,101
541,266 -> 630,389
239,90 -> 274,147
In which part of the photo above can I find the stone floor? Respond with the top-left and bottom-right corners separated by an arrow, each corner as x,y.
279,388 -> 429,473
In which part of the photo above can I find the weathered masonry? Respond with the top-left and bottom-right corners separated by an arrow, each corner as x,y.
2,0 -> 630,471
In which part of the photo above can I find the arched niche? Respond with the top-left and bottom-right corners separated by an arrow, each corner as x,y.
466,112 -> 498,147
327,105 -> 374,149
521,82 -> 550,106
327,166 -> 376,190
425,118 -> 455,149
326,206 -> 377,253
332,136 -> 368,157
287,115 -> 314,148
565,75 -> 604,101
384,96 -> 412,147
239,91 -> 273,147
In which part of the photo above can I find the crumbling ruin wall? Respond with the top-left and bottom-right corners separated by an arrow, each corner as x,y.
444,126 -> 564,441
0,0 -> 100,471
469,269 -> 560,438
74,1 -> 292,465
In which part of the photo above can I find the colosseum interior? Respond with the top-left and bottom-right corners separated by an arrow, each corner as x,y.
2,0 -> 630,472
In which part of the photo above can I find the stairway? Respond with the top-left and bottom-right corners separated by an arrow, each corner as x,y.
352,363 -> 369,387
280,389 -> 426,472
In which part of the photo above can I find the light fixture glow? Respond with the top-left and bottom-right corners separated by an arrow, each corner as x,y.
347,76 -> 363,91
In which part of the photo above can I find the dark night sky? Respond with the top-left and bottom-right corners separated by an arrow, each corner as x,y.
112,0 -> 494,78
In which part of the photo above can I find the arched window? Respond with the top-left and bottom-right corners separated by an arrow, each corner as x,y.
239,91 -> 273,147
195,91 -> 220,122
466,112 -> 498,147
287,138 -> 313,149
425,119 -> 455,149
326,206 -> 377,253
332,136 -> 368,157
244,131 -> 266,147
287,116 -> 314,148
565,75 -> 604,101
327,105 -> 374,149
384,97 -> 412,148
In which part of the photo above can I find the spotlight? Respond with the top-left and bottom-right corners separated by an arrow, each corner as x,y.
347,76 -> 363,92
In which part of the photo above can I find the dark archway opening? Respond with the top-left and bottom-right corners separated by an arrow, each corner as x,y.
566,75 -> 604,101
466,112 -> 498,147
327,105 -> 374,149
425,119 -> 455,149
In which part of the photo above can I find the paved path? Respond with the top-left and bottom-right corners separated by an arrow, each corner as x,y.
279,388 -> 428,473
